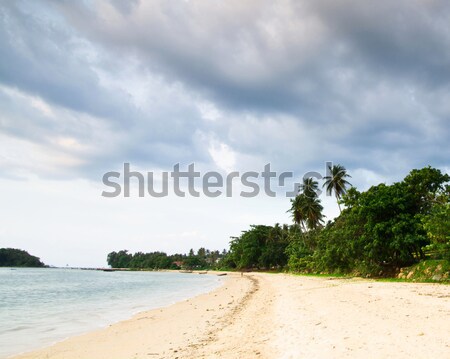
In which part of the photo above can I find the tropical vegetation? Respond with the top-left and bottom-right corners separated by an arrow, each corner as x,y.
107,248 -> 227,270
0,248 -> 46,267
223,165 -> 450,278
107,165 -> 449,280
323,164 -> 352,212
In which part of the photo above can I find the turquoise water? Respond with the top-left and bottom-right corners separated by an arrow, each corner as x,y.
0,268 -> 222,358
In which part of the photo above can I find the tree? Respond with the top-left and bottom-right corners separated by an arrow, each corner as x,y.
289,178 -> 324,231
302,195 -> 324,230
323,164 -> 352,212
107,250 -> 132,268
285,225 -> 315,272
423,203 -> 450,244
259,224 -> 289,268
106,248 -> 225,270
403,166 -> 450,213
292,166 -> 449,276
300,177 -> 319,198
0,248 -> 45,267
225,225 -> 290,270
197,247 -> 206,258
417,171 -> 450,260
289,194 -> 308,232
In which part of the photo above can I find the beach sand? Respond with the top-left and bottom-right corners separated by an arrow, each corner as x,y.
14,273 -> 450,359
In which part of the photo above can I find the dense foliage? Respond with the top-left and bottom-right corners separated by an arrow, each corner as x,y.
225,166 -> 450,276
107,248 -> 227,270
0,248 -> 46,267
289,166 -> 449,275
222,224 -> 291,270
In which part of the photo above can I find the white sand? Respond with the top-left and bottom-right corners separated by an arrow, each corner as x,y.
14,273 -> 450,359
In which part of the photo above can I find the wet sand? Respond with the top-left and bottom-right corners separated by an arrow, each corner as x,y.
14,273 -> 450,359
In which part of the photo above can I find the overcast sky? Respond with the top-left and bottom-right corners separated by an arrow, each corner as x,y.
1,0 -> 449,267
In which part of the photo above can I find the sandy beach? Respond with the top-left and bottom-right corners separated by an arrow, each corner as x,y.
13,273 -> 450,359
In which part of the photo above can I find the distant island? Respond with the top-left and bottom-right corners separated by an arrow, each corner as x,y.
0,248 -> 46,267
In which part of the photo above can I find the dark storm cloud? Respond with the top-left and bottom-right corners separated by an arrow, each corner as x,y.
54,0 -> 327,115
308,0 -> 450,88
0,0 -> 448,181
0,2 -> 134,125
55,0 -> 450,112
0,1 -> 211,176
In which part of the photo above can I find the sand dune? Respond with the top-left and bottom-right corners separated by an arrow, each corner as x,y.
14,273 -> 450,359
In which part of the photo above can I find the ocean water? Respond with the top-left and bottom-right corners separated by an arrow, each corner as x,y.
0,268 -> 223,358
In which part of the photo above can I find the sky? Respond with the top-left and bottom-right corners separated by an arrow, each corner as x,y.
0,0 -> 449,267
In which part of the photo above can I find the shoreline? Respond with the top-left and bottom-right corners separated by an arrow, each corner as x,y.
11,272 -> 247,359
13,273 -> 450,359
6,270 -> 227,359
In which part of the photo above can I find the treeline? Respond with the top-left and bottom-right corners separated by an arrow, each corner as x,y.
221,224 -> 292,269
0,248 -> 46,267
223,166 -> 449,276
107,248 -> 228,270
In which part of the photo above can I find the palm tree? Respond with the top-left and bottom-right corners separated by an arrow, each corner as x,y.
302,195 -> 324,230
289,194 -> 308,232
300,177 -> 319,198
323,164 -> 352,212
289,176 -> 324,232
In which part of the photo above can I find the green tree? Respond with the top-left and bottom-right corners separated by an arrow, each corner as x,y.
285,225 -> 315,272
197,247 -> 206,258
259,224 -> 289,269
323,164 -> 352,212
0,248 -> 45,267
421,189 -> 450,260
289,194 -> 308,232
293,166 -> 449,276
226,224 -> 290,270
107,250 -> 133,268
289,178 -> 324,231
423,203 -> 450,245
302,195 -> 324,230
300,177 -> 319,198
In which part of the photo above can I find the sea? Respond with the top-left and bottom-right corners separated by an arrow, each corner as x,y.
0,268 -> 223,358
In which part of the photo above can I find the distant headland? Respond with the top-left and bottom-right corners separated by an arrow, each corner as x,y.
0,248 -> 46,267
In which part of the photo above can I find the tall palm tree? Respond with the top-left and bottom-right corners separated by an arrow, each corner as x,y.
289,193 -> 324,231
302,196 -> 324,230
301,177 -> 324,228
300,177 -> 319,198
323,164 -> 352,212
289,194 -> 308,232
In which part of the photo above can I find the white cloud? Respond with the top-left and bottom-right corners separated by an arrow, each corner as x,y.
197,101 -> 221,122
208,141 -> 236,173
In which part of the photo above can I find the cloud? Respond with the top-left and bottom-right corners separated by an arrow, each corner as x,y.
0,1 -> 215,178
0,0 -> 448,182
1,0 -> 449,266
208,141 -> 236,173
